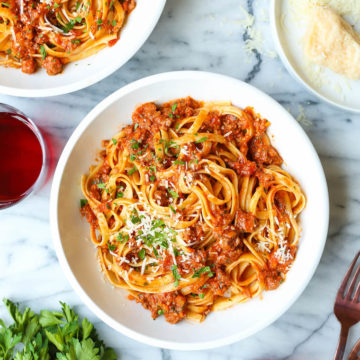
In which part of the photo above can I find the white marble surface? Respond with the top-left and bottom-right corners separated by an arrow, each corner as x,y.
1,0 -> 360,358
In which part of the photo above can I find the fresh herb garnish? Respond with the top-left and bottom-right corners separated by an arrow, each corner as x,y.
117,232 -> 129,243
116,191 -> 124,198
80,198 -> 88,207
169,205 -> 176,214
149,175 -> 155,182
157,309 -> 163,315
96,18 -> 102,25
174,160 -> 185,165
138,248 -> 146,260
171,264 -> 181,287
97,181 -> 109,193
168,189 -> 179,198
53,2 -> 60,8
40,45 -> 47,60
130,154 -> 137,161
171,103 -> 177,113
107,242 -> 116,251
192,266 -> 214,278
128,166 -> 137,175
199,293 -> 205,299
130,139 -> 140,150
112,20 -> 116,26
1,2 -> 10,7
75,0 -> 81,10
112,138 -> 117,145
195,137 -> 208,143
0,299 -> 117,360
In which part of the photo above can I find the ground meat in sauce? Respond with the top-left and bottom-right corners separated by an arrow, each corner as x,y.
208,229 -> 243,266
21,58 -> 37,74
132,292 -> 186,324
42,56 -> 63,76
208,266 -> 231,296
235,209 -> 257,233
249,135 -> 282,166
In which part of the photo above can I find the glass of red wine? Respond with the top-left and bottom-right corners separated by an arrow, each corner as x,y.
0,104 -> 46,209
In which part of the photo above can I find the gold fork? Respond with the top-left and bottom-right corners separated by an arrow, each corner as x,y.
334,251 -> 360,360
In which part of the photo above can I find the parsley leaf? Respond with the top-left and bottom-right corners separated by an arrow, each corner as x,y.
170,265 -> 181,287
112,138 -> 117,145
107,242 -> 116,251
40,45 -> 47,60
80,198 -> 88,207
138,249 -> 146,260
168,189 -> 179,198
195,137 -> 208,143
127,166 -> 137,176
192,266 -> 214,278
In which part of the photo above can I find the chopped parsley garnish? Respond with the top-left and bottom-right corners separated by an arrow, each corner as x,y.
128,166 -> 137,175
96,18 -> 102,25
6,49 -> 11,54
134,123 -> 139,130
107,242 -> 116,251
1,2 -> 10,7
75,0 -> 81,10
199,293 -> 205,299
53,2 -> 60,8
40,45 -> 47,60
195,137 -> 208,143
150,165 -> 156,173
153,247 -> 159,258
168,189 -> 179,198
174,160 -> 185,165
173,248 -> 180,256
171,264 -> 181,287
192,266 -> 214,278
109,0 -> 113,8
138,248 -> 146,260
130,154 -> 137,161
171,103 -> 177,113
130,213 -> 141,224
63,17 -> 82,33
112,138 -> 117,145
175,122 -> 180,129
112,20 -> 116,26
117,232 -> 129,243
130,139 -> 140,150
97,181 -> 109,193
149,175 -> 155,182
157,309 -> 163,315
116,191 -> 124,198
169,205 -> 176,214
80,198 -> 88,207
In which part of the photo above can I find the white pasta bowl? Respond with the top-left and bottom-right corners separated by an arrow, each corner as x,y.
0,0 -> 166,97
50,71 -> 329,350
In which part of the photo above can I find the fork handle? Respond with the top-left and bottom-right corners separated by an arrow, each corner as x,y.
334,324 -> 350,360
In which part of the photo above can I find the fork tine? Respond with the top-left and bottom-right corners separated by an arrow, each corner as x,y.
345,261 -> 360,300
337,251 -> 360,299
354,278 -> 360,303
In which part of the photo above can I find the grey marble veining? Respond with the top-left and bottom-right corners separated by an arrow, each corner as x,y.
1,0 -> 360,359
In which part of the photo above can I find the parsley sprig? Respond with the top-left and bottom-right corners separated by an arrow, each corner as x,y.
0,299 -> 117,360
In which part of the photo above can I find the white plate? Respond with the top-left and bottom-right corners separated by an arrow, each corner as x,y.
50,71 -> 329,350
270,0 -> 360,113
0,0 -> 166,97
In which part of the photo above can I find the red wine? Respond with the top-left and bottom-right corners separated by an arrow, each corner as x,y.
0,110 -> 44,209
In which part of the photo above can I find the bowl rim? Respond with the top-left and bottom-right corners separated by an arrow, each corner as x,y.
0,0 -> 166,98
50,70 -> 329,350
270,0 -> 360,114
